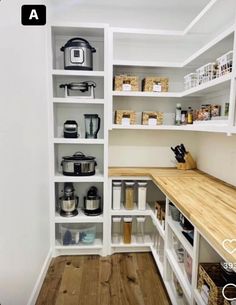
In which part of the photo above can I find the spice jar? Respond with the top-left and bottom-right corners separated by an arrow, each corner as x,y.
112,217 -> 121,244
112,181 -> 122,210
124,181 -> 135,210
137,181 -> 147,210
136,217 -> 145,243
123,217 -> 132,244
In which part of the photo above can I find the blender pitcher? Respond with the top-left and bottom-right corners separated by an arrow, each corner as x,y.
84,114 -> 101,138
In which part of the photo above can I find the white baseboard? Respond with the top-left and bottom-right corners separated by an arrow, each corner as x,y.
27,248 -> 53,305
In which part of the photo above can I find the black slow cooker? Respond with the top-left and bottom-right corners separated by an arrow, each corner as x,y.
61,152 -> 97,176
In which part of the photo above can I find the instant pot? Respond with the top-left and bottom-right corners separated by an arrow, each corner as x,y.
60,37 -> 96,70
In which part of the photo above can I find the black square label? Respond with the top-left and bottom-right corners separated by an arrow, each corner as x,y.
21,5 -> 46,26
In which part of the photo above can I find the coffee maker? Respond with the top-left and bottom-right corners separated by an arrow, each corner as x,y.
59,183 -> 79,217
84,114 -> 101,139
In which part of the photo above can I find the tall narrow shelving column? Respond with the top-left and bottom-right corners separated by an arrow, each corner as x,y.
48,23 -> 109,256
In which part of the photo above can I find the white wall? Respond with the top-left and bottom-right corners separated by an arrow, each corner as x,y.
0,1 -> 50,305
196,133 -> 236,186
109,130 -> 198,167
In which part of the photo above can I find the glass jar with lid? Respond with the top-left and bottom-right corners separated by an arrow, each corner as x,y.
124,181 -> 135,210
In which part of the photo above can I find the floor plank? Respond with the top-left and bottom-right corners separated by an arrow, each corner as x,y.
36,253 -> 171,305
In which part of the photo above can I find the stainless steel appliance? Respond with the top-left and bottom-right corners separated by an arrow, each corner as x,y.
59,183 -> 78,217
61,152 -> 97,176
84,114 -> 101,139
63,120 -> 78,138
84,186 -> 102,216
60,81 -> 96,99
60,37 -> 96,70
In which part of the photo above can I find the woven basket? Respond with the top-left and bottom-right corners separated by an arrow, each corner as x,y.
198,263 -> 235,305
114,75 -> 139,91
115,110 -> 136,125
142,77 -> 169,92
142,111 -> 163,125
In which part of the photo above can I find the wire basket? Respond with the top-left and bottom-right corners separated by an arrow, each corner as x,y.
216,51 -> 233,77
184,73 -> 198,90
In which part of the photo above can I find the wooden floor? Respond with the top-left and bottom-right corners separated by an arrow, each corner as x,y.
36,253 -> 171,305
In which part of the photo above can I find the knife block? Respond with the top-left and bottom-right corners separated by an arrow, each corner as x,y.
176,152 -> 196,170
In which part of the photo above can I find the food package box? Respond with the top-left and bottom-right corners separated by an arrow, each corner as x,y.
142,111 -> 164,125
114,75 -> 139,91
211,105 -> 221,117
142,77 -> 169,92
115,110 -> 136,125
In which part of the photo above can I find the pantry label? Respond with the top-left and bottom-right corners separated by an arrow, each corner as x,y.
21,5 -> 46,25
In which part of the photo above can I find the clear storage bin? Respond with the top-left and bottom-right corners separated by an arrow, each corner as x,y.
112,181 -> 122,210
123,217 -> 132,244
112,217 -> 121,244
137,182 -> 147,210
60,224 -> 96,245
136,217 -> 145,243
124,181 -> 135,210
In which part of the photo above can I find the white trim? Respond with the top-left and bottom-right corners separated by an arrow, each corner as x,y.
27,249 -> 52,305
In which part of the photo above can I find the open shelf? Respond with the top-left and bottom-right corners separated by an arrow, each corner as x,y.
53,98 -> 105,104
166,249 -> 192,303
112,91 -> 181,98
53,138 -> 104,144
113,60 -> 182,68
167,216 -> 193,258
111,203 -> 152,216
111,234 -> 153,248
151,214 -> 165,239
52,69 -> 105,77
55,238 -> 103,250
53,172 -> 104,182
55,210 -> 104,223
150,245 -> 164,277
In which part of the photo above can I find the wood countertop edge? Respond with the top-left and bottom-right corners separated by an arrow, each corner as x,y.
109,167 -> 236,263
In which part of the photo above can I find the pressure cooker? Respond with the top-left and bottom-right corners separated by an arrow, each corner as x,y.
60,37 -> 96,70
61,152 -> 97,176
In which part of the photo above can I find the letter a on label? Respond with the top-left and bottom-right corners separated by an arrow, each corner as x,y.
29,9 -> 39,20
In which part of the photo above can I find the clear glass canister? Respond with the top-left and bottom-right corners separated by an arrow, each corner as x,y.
124,181 -> 135,210
112,217 -> 121,244
136,217 -> 145,243
112,181 -> 122,210
137,182 -> 147,210
123,217 -> 132,244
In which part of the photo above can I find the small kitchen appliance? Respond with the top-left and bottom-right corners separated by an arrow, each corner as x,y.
61,151 -> 97,176
60,81 -> 96,99
60,37 -> 96,70
59,183 -> 79,217
84,114 -> 101,138
84,186 -> 102,216
63,120 -> 78,138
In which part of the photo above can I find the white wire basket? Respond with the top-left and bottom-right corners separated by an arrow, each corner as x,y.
196,63 -> 217,85
184,73 -> 198,90
216,51 -> 233,77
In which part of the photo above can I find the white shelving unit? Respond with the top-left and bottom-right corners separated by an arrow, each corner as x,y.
48,23 -> 109,257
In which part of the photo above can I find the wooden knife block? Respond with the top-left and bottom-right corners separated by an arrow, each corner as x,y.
176,152 -> 196,170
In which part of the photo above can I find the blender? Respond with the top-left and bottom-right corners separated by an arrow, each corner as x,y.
84,114 -> 101,138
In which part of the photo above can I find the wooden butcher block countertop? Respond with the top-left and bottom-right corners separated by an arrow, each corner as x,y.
109,167 -> 236,263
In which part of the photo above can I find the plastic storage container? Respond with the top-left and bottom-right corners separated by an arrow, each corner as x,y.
137,182 -> 147,210
112,181 -> 122,210
216,51 -> 233,77
196,63 -> 217,85
112,217 -> 121,244
184,73 -> 198,90
136,217 -> 145,243
60,224 -> 96,245
124,182 -> 135,210
123,217 -> 132,244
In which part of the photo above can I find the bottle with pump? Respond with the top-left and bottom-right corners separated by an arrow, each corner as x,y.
175,103 -> 182,125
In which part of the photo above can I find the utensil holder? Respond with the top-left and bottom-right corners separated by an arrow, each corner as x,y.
177,152 -> 196,170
